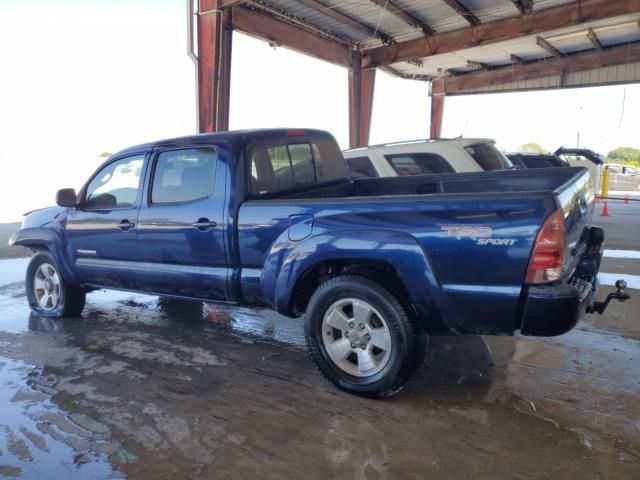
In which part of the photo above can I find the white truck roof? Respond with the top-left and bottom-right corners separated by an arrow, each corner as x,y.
343,138 -> 509,178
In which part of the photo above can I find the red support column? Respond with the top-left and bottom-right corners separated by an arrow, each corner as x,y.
197,2 -> 232,133
348,54 -> 376,149
430,93 -> 445,139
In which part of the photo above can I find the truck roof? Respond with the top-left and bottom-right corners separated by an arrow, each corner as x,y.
112,128 -> 335,158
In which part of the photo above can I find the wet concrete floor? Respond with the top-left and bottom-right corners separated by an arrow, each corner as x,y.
0,263 -> 638,479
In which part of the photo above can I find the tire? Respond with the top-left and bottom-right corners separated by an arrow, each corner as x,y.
26,252 -> 86,317
305,275 -> 426,398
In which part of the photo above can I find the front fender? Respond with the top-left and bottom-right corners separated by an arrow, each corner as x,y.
266,229 -> 447,331
10,210 -> 77,285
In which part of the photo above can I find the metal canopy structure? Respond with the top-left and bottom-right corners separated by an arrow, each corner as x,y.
191,0 -> 640,146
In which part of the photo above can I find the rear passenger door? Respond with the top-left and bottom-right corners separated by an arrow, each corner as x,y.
135,147 -> 228,300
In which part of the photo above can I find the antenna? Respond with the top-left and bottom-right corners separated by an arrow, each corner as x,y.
460,120 -> 470,138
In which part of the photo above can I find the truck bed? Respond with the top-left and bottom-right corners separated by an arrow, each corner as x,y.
238,167 -> 594,335
283,167 -> 587,200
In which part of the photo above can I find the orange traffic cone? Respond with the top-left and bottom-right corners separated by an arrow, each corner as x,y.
624,194 -> 629,204
599,202 -> 609,217
595,194 -> 600,204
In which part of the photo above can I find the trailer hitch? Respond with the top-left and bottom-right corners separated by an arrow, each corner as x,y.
588,280 -> 630,315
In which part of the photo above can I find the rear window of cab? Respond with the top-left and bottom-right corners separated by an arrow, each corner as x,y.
249,136 -> 348,195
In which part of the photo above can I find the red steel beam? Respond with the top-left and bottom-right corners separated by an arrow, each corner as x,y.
536,36 -> 564,57
200,0 -> 245,10
441,0 -> 480,26
348,55 -> 376,148
430,93 -> 445,139
587,27 -> 604,50
217,10 -> 233,131
197,8 -> 233,132
362,0 -> 640,68
231,6 -> 351,67
432,42 -> 640,95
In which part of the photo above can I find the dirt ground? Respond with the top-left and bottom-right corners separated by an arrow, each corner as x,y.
0,199 -> 638,479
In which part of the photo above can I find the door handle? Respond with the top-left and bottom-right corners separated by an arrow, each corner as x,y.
192,218 -> 217,231
117,220 -> 135,231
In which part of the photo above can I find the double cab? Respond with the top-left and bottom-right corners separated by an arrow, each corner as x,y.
11,129 -> 625,397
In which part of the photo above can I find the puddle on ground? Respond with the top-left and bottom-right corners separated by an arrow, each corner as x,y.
0,355 -> 125,479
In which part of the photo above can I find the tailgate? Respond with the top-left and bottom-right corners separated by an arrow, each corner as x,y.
554,168 -> 596,279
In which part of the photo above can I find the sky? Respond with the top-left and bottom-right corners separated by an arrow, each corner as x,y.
0,0 -> 639,222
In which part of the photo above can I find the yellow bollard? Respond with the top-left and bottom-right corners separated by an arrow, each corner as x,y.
600,167 -> 610,199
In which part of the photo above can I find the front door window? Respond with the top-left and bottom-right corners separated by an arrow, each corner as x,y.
85,155 -> 144,209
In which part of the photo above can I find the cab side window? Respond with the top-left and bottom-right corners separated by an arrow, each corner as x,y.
85,155 -> 144,209
151,148 -> 217,204
385,153 -> 454,176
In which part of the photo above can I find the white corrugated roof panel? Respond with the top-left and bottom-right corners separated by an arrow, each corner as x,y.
531,0 -> 576,11
595,22 -> 640,47
462,0 -> 519,23
545,34 -> 594,55
248,1 -> 640,87
259,0 -> 375,43
376,0 -> 471,33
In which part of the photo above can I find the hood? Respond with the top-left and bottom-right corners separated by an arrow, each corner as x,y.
21,206 -> 67,229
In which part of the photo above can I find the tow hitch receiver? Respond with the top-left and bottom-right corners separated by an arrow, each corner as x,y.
588,280 -> 630,315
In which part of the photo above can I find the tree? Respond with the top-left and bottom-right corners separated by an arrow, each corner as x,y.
518,143 -> 547,154
607,147 -> 640,164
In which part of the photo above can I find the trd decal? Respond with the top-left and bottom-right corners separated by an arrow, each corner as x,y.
441,225 -> 517,246
441,225 -> 492,240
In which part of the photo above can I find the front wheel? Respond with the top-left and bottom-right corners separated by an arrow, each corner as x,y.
26,252 -> 86,317
305,275 -> 426,398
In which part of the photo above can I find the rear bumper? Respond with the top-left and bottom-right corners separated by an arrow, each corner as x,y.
519,277 -> 597,336
519,225 -> 604,337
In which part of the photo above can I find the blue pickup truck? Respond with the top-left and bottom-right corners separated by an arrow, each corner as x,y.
11,129 -> 627,397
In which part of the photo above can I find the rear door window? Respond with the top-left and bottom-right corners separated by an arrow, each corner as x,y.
385,153 -> 454,176
465,144 -> 512,171
151,148 -> 217,204
346,156 -> 378,178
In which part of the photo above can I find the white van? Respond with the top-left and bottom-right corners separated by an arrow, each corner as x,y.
343,138 -> 513,178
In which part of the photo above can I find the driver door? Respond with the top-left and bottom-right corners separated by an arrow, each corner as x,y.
66,153 -> 147,288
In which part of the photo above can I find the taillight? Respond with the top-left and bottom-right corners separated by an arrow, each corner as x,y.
525,209 -> 566,284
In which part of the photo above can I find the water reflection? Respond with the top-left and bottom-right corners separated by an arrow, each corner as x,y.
0,355 -> 125,479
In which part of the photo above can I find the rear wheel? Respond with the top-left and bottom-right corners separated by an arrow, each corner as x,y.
305,275 -> 426,398
26,252 -> 85,317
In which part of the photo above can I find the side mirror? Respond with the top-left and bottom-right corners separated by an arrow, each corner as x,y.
56,188 -> 77,207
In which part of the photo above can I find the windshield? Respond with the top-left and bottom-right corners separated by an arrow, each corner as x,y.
465,143 -> 513,171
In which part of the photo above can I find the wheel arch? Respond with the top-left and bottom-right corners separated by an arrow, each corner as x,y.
12,228 -> 78,285
270,230 -> 446,332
